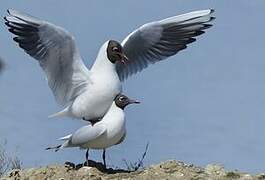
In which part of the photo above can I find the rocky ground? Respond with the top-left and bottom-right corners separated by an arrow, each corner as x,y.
1,160 -> 265,180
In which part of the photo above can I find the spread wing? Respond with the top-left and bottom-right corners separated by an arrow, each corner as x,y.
70,124 -> 106,145
116,9 -> 215,81
4,9 -> 91,106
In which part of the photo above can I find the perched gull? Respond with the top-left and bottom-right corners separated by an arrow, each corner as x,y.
4,9 -> 214,122
46,94 -> 140,168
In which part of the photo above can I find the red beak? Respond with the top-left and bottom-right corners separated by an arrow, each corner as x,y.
129,99 -> 140,104
117,52 -> 129,64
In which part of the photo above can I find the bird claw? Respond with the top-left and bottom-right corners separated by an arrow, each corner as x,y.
64,161 -> 75,169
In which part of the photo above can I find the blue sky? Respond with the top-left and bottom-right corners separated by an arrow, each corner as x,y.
0,0 -> 265,173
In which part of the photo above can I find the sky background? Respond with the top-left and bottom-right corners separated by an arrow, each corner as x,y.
0,0 -> 265,173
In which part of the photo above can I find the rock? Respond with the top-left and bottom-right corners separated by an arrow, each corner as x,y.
205,164 -> 226,176
0,160 -> 263,180
8,169 -> 20,179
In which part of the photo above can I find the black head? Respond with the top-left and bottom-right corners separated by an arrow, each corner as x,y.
115,94 -> 140,109
107,40 -> 128,64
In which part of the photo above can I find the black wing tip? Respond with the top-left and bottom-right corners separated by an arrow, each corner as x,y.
210,17 -> 216,21
4,21 -> 13,28
202,24 -> 213,30
5,22 -> 11,28
209,9 -> 216,22
180,45 -> 187,51
13,37 -> 20,43
7,9 -> 17,15
45,145 -> 61,152
195,30 -> 205,36
188,37 -> 196,44
6,9 -> 14,16
8,28 -> 15,34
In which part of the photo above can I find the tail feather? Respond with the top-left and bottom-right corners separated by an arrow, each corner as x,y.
46,144 -> 62,152
48,106 -> 70,118
46,140 -> 71,152
58,134 -> 72,141
46,133 -> 73,152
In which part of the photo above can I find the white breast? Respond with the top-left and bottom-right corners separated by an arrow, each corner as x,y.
82,103 -> 126,149
69,44 -> 122,120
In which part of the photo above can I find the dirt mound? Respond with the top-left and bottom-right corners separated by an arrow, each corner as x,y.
1,160 -> 265,180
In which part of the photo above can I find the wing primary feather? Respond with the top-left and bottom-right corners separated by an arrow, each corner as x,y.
7,9 -> 41,26
4,9 -> 91,106
118,8 -> 214,81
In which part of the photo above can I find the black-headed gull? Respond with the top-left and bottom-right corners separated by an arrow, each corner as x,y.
4,9 -> 214,121
46,94 -> 140,168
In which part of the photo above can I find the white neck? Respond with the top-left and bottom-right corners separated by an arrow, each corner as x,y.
91,41 -> 116,73
100,101 -> 125,124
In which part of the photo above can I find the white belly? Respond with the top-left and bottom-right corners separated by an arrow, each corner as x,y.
81,106 -> 126,149
70,72 -> 121,120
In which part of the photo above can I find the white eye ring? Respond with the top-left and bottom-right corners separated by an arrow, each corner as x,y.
119,96 -> 124,101
112,47 -> 118,51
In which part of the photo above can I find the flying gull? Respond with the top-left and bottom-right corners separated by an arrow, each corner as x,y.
4,9 -> 214,122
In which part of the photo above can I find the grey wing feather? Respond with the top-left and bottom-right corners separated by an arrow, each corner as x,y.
4,9 -> 91,105
70,124 -> 106,145
116,9 -> 215,81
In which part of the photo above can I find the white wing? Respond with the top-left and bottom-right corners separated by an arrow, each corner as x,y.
71,124 -> 106,145
116,9 -> 215,81
4,9 -> 91,105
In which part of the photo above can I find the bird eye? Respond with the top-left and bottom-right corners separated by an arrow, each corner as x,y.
112,47 -> 119,52
119,96 -> 125,101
